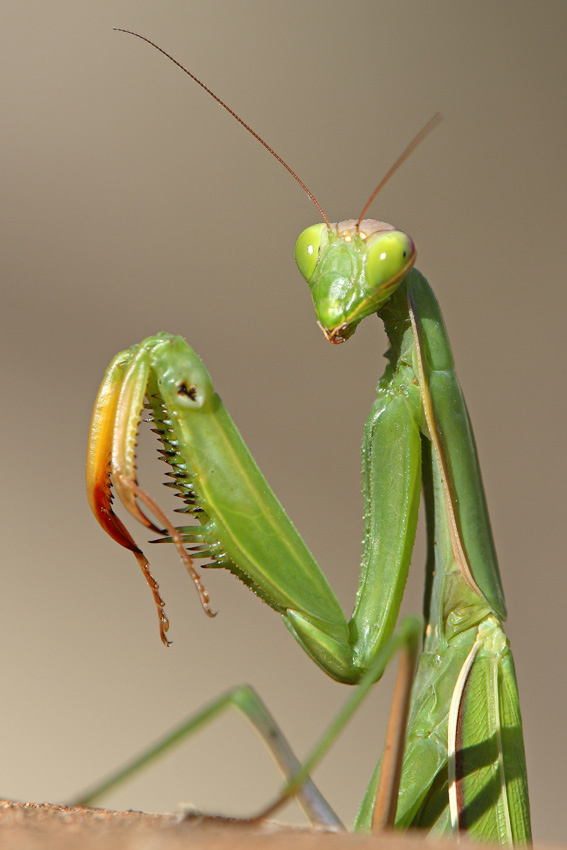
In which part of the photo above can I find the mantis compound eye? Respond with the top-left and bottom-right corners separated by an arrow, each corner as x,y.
294,223 -> 327,282
365,231 -> 415,293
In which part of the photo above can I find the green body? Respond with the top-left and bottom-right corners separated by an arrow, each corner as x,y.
88,219 -> 530,842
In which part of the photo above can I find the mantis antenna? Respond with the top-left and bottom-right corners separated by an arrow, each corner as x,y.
114,29 -> 440,230
355,112 -> 442,229
113,28 -> 330,228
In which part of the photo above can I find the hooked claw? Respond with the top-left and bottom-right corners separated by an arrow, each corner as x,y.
86,340 -> 215,646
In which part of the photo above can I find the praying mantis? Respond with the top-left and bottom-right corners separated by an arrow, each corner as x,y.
83,30 -> 531,843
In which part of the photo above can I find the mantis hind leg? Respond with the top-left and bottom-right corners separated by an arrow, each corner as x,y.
70,683 -> 342,827
71,618 -> 421,830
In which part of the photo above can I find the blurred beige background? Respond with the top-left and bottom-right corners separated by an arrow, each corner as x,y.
1,1 -> 565,842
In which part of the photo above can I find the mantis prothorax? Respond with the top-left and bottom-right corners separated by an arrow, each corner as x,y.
84,30 -> 531,844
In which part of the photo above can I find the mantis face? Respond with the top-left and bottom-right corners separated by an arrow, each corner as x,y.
295,219 -> 416,343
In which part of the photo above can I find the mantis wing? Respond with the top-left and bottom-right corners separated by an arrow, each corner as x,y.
407,270 -> 507,620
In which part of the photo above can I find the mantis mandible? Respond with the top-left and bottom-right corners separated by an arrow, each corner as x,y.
84,30 -> 531,844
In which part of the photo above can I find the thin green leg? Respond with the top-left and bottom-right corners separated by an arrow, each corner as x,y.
70,683 -> 342,827
72,617 -> 421,829
247,617 -> 421,825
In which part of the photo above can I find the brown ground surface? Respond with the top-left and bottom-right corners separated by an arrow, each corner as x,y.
0,801 -> 560,850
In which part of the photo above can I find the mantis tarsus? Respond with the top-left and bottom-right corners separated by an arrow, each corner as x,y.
84,30 -> 531,844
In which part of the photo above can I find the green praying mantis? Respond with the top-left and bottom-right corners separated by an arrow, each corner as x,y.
83,30 -> 531,844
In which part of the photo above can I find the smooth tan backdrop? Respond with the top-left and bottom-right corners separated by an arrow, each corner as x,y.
1,1 -> 565,842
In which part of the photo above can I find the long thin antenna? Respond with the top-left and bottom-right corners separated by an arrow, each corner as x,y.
356,112 -> 442,229
114,29 -> 330,228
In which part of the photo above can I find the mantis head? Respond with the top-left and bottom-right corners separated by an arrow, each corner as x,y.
295,220 -> 416,343
112,31 -> 435,345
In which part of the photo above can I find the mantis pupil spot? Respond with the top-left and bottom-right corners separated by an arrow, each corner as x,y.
178,382 -> 198,401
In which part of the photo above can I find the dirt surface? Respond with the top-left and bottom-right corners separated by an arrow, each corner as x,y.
0,801 -> 562,850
